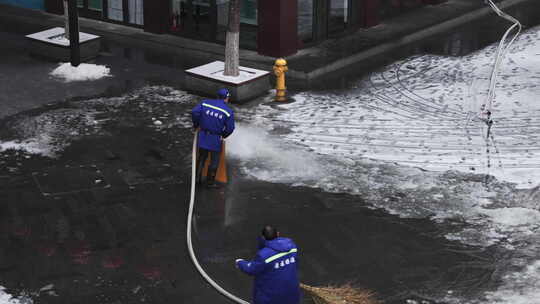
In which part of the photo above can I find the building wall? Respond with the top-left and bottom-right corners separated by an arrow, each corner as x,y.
0,0 -> 44,10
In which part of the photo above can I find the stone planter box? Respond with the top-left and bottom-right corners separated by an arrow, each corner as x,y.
185,61 -> 270,103
26,27 -> 101,62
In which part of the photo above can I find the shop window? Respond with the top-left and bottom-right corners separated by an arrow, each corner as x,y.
77,0 -> 83,8
216,0 -> 257,49
298,0 -> 313,43
240,0 -> 257,25
217,0 -> 228,27
329,0 -> 347,34
88,0 -> 102,11
168,0 -> 257,49
107,0 -> 123,21
171,0 -> 212,29
128,0 -> 144,25
216,0 -> 257,26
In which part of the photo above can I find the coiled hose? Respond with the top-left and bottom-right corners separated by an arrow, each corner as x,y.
187,131 -> 250,304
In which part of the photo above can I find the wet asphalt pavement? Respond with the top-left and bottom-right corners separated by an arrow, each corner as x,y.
0,96 -> 503,304
0,29 -> 184,120
0,84 -> 503,304
0,16 -> 528,304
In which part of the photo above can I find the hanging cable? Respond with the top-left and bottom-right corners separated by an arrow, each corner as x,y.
187,131 -> 250,304
476,0 -> 522,179
483,0 -> 522,113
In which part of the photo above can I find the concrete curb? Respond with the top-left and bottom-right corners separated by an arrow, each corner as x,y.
295,0 -> 533,81
0,0 -> 536,82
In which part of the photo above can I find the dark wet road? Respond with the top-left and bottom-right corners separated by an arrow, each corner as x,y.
2,9 -> 538,302
0,87 -> 505,304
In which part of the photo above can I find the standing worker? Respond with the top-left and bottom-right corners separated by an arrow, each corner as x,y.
235,226 -> 301,304
192,88 -> 235,187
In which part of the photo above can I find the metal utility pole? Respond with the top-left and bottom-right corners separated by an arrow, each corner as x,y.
68,0 -> 80,67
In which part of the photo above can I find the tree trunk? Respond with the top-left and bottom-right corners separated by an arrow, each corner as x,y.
64,0 -> 69,39
224,0 -> 240,76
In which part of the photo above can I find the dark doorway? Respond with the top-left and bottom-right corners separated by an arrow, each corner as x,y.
77,0 -> 104,19
328,0 -> 348,35
77,0 -> 143,26
311,0 -> 358,42
298,0 -> 314,43
170,0 -> 218,41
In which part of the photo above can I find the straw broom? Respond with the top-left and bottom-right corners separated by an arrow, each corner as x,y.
300,283 -> 381,304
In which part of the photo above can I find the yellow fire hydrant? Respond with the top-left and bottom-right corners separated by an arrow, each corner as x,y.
273,58 -> 288,102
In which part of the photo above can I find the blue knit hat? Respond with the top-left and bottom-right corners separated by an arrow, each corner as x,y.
217,88 -> 230,99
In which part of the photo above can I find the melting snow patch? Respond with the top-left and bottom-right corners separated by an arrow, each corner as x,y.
478,207 -> 540,227
0,287 -> 31,304
483,261 -> 540,304
0,140 -> 50,156
244,25 -> 540,190
50,63 -> 111,82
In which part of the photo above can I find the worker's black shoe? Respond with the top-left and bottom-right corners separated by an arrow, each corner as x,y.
206,170 -> 218,188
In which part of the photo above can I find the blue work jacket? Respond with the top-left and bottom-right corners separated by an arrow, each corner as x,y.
191,99 -> 235,152
237,237 -> 301,304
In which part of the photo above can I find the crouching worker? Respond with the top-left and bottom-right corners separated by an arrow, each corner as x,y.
192,88 -> 235,187
235,226 -> 301,304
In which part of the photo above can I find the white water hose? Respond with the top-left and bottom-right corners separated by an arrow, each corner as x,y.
484,0 -> 522,112
187,131 -> 250,304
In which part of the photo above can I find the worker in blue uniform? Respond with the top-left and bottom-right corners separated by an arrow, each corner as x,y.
192,88 -> 235,186
236,226 -> 301,304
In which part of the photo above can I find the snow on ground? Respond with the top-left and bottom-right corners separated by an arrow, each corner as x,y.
0,87 -> 195,157
50,63 -> 111,82
0,287 -> 30,304
242,26 -> 540,190
230,24 -> 540,243
483,260 -> 540,304
229,25 -> 540,304
0,140 -> 49,155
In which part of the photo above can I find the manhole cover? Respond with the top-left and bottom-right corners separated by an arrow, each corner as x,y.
33,166 -> 109,196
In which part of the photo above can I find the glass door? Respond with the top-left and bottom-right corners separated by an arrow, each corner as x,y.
88,0 -> 103,11
77,0 -> 103,19
107,0 -> 123,22
105,0 -> 143,26
298,0 -> 314,43
171,0 -> 217,40
240,0 -> 257,25
328,0 -> 347,35
128,0 -> 144,25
